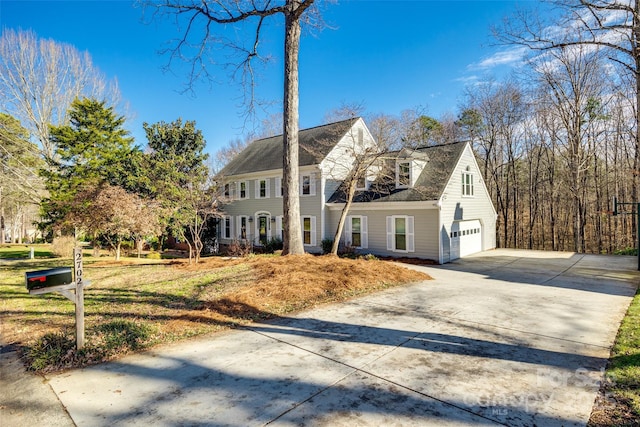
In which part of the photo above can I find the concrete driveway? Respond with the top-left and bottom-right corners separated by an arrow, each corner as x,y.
44,249 -> 639,426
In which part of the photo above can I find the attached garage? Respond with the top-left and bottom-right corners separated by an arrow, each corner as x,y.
450,220 -> 482,260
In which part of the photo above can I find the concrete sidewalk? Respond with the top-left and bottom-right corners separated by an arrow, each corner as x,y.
6,249 -> 640,426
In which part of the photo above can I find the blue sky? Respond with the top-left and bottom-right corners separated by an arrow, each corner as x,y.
1,0 -> 528,155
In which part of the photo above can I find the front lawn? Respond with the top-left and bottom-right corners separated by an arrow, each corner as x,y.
589,288 -> 640,426
0,244 -> 55,259
0,253 -> 430,372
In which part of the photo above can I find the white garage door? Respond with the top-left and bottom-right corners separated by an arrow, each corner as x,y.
450,220 -> 482,259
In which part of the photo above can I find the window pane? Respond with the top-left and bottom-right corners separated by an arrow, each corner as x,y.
302,176 -> 310,195
394,217 -> 406,251
260,180 -> 266,197
240,217 -> 247,239
352,232 -> 361,247
259,217 -> 267,241
352,217 -> 361,233
303,217 -> 311,245
399,163 -> 410,186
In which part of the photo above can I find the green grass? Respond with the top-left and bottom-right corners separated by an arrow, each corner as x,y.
597,288 -> 640,424
0,244 -> 55,259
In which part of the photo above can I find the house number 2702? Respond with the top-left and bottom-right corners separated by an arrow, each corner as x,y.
74,248 -> 83,285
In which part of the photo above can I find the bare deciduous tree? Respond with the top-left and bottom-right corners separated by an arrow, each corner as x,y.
494,0 -> 640,223
0,29 -> 120,161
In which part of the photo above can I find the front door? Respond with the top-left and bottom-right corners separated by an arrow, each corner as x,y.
258,215 -> 268,244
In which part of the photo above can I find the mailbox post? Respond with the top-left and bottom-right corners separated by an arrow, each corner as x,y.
74,247 -> 85,349
26,247 -> 89,350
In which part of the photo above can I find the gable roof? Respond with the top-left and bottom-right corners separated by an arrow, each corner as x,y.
219,117 -> 360,177
328,141 -> 468,203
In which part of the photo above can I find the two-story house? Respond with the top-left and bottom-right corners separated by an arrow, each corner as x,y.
218,117 -> 496,263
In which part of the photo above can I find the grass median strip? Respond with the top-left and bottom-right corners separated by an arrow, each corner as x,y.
0,253 -> 430,372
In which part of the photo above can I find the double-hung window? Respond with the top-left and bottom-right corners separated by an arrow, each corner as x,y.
344,216 -> 368,248
255,179 -> 270,198
386,215 -> 414,252
462,169 -> 474,196
396,162 -> 411,188
238,181 -> 248,199
355,171 -> 367,191
301,216 -> 316,246
222,216 -> 233,239
300,174 -> 316,196
235,181 -> 249,200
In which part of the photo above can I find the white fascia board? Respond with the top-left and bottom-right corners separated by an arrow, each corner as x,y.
325,200 -> 440,211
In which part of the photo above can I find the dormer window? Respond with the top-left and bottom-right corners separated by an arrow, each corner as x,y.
462,166 -> 474,197
355,170 -> 367,190
396,161 -> 411,188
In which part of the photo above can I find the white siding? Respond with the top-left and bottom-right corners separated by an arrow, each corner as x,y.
326,206 -> 440,261
439,143 -> 497,262
222,169 -> 324,253
320,118 -> 377,182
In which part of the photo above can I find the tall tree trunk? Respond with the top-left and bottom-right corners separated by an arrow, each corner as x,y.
282,1 -> 304,255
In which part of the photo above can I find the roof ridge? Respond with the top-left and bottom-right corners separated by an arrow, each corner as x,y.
413,140 -> 468,151
251,117 -> 360,143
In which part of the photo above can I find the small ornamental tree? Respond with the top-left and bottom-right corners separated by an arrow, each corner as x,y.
64,184 -> 161,260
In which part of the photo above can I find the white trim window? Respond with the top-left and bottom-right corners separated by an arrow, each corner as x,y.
302,216 -> 317,246
355,171 -> 367,191
236,216 -> 248,240
462,167 -> 474,197
386,215 -> 414,252
300,174 -> 316,196
275,177 -> 283,198
224,183 -> 234,199
396,161 -> 411,188
222,216 -> 234,239
344,215 -> 368,249
255,179 -> 270,199
236,181 -> 249,200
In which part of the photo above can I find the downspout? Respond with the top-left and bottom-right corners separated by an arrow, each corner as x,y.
320,166 -> 325,247
437,198 -> 443,264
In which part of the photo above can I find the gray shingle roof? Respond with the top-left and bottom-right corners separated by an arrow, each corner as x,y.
218,118 -> 359,177
328,141 -> 467,203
